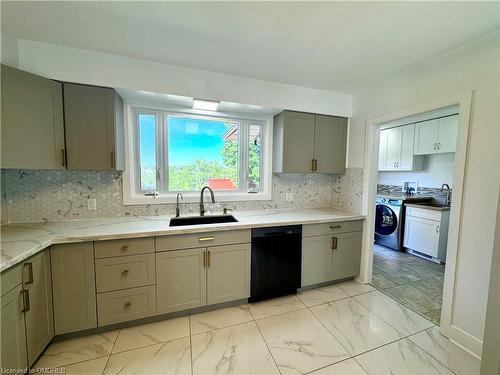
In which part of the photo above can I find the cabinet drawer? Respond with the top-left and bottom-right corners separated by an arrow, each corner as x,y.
94,237 -> 154,259
156,230 -> 250,252
97,285 -> 156,326
96,254 -> 155,293
1,264 -> 22,297
405,207 -> 441,221
303,220 -> 363,237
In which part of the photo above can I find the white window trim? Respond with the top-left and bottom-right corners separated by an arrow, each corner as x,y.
122,101 -> 273,205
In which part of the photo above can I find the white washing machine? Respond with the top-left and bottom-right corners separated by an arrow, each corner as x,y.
374,197 -> 404,250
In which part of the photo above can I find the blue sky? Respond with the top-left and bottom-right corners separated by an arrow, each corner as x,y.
139,115 -> 228,167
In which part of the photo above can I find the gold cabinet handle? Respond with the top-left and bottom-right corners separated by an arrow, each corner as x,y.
20,289 -> 30,312
203,250 -> 207,267
199,237 -> 215,242
333,236 -> 338,250
120,245 -> 129,252
24,262 -> 34,284
121,269 -> 129,276
111,150 -> 115,168
123,302 -> 132,309
61,149 -> 66,167
330,225 -> 342,230
314,159 -> 318,171
207,250 -> 211,267
331,237 -> 335,250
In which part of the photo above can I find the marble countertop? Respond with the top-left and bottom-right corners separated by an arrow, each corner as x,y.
405,203 -> 451,212
0,208 -> 364,272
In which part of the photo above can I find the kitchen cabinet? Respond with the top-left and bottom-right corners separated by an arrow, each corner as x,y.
378,124 -> 423,171
414,115 -> 458,155
51,242 -> 97,334
273,111 -> 347,173
1,64 -> 65,169
64,83 -> 125,170
404,206 -> 450,263
302,221 -> 363,287
22,250 -> 54,366
1,264 -> 28,371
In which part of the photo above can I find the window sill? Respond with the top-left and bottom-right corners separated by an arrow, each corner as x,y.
122,191 -> 272,205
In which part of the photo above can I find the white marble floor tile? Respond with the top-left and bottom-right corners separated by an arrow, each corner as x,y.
59,356 -> 109,375
35,330 -> 118,368
257,308 -> 350,375
191,321 -> 279,375
355,291 -> 434,336
336,280 -> 375,296
309,358 -> 368,375
103,337 -> 191,375
190,304 -> 254,335
112,316 -> 189,353
297,285 -> 349,307
311,298 -> 402,356
409,327 -> 480,375
355,338 -> 454,375
249,295 -> 305,320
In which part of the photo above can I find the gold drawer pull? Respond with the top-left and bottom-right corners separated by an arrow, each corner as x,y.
120,245 -> 129,252
124,302 -> 132,309
330,225 -> 342,230
199,237 -> 215,242
121,269 -> 129,276
20,289 -> 30,312
207,250 -> 211,266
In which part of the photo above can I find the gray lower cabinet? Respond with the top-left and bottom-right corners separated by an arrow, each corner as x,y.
22,250 -> 54,366
1,64 -> 65,169
51,243 -> 97,334
302,221 -> 363,287
1,282 -> 28,371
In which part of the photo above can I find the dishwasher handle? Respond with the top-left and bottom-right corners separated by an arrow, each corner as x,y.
251,225 -> 302,239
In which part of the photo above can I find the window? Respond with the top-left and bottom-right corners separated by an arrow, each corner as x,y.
124,107 -> 272,204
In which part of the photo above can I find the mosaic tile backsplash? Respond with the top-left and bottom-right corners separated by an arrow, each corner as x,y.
377,184 -> 452,204
1,168 -> 364,223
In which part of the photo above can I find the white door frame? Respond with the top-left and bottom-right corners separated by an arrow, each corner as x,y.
358,91 -> 476,353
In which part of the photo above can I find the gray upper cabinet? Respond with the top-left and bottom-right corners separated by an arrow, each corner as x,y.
64,83 -> 124,170
1,64 -> 65,169
273,110 -> 347,173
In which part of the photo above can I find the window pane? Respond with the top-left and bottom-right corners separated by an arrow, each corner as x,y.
138,114 -> 156,191
248,124 -> 262,192
167,116 -> 239,191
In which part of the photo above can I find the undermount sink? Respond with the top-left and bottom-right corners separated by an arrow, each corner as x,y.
169,215 -> 238,227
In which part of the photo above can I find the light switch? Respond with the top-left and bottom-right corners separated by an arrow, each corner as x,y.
87,198 -> 97,210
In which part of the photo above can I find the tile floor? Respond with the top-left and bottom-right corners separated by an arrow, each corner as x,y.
371,244 -> 445,324
33,279 -> 479,375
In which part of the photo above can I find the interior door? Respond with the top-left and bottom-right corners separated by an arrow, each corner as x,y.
313,115 -> 347,173
437,115 -> 458,153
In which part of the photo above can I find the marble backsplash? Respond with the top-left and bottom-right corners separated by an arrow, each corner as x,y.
1,168 -> 364,223
377,183 -> 451,204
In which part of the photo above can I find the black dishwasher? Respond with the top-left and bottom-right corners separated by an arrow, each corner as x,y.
250,225 -> 302,302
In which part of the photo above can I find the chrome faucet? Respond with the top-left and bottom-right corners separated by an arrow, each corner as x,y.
441,183 -> 451,206
199,186 -> 215,216
175,193 -> 183,217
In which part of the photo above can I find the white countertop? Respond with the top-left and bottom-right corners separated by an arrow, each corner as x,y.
0,208 -> 364,272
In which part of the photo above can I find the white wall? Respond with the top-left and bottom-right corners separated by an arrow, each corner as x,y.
378,153 -> 455,188
2,38 -> 352,118
350,31 -> 500,353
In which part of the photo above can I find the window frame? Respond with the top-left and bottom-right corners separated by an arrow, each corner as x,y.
122,103 -> 273,205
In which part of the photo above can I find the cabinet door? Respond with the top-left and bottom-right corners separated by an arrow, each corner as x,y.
301,235 -> 334,287
156,248 -> 206,314
282,111 -> 315,172
23,250 -> 54,366
437,115 -> 458,153
64,83 -> 116,170
207,244 -> 250,305
399,124 -> 416,170
414,119 -> 439,155
378,129 -> 389,171
0,285 -> 28,371
51,243 -> 97,335
385,127 -> 402,170
1,65 -> 65,169
404,216 -> 440,257
332,231 -> 362,280
313,115 -> 347,173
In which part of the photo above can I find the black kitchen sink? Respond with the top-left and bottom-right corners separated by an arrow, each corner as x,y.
169,215 -> 238,227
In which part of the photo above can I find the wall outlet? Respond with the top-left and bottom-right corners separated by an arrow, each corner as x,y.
87,198 -> 97,210
285,193 -> 294,202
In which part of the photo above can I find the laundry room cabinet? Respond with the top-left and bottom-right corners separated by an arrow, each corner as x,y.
414,115 -> 458,155
378,124 -> 423,171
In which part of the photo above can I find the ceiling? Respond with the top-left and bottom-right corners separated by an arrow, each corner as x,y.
2,2 -> 499,92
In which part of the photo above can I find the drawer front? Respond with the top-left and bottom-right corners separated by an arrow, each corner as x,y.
303,220 -> 363,237
94,237 -> 154,259
156,230 -> 250,252
97,285 -> 156,326
1,264 -> 22,297
95,254 -> 155,293
405,207 -> 441,222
